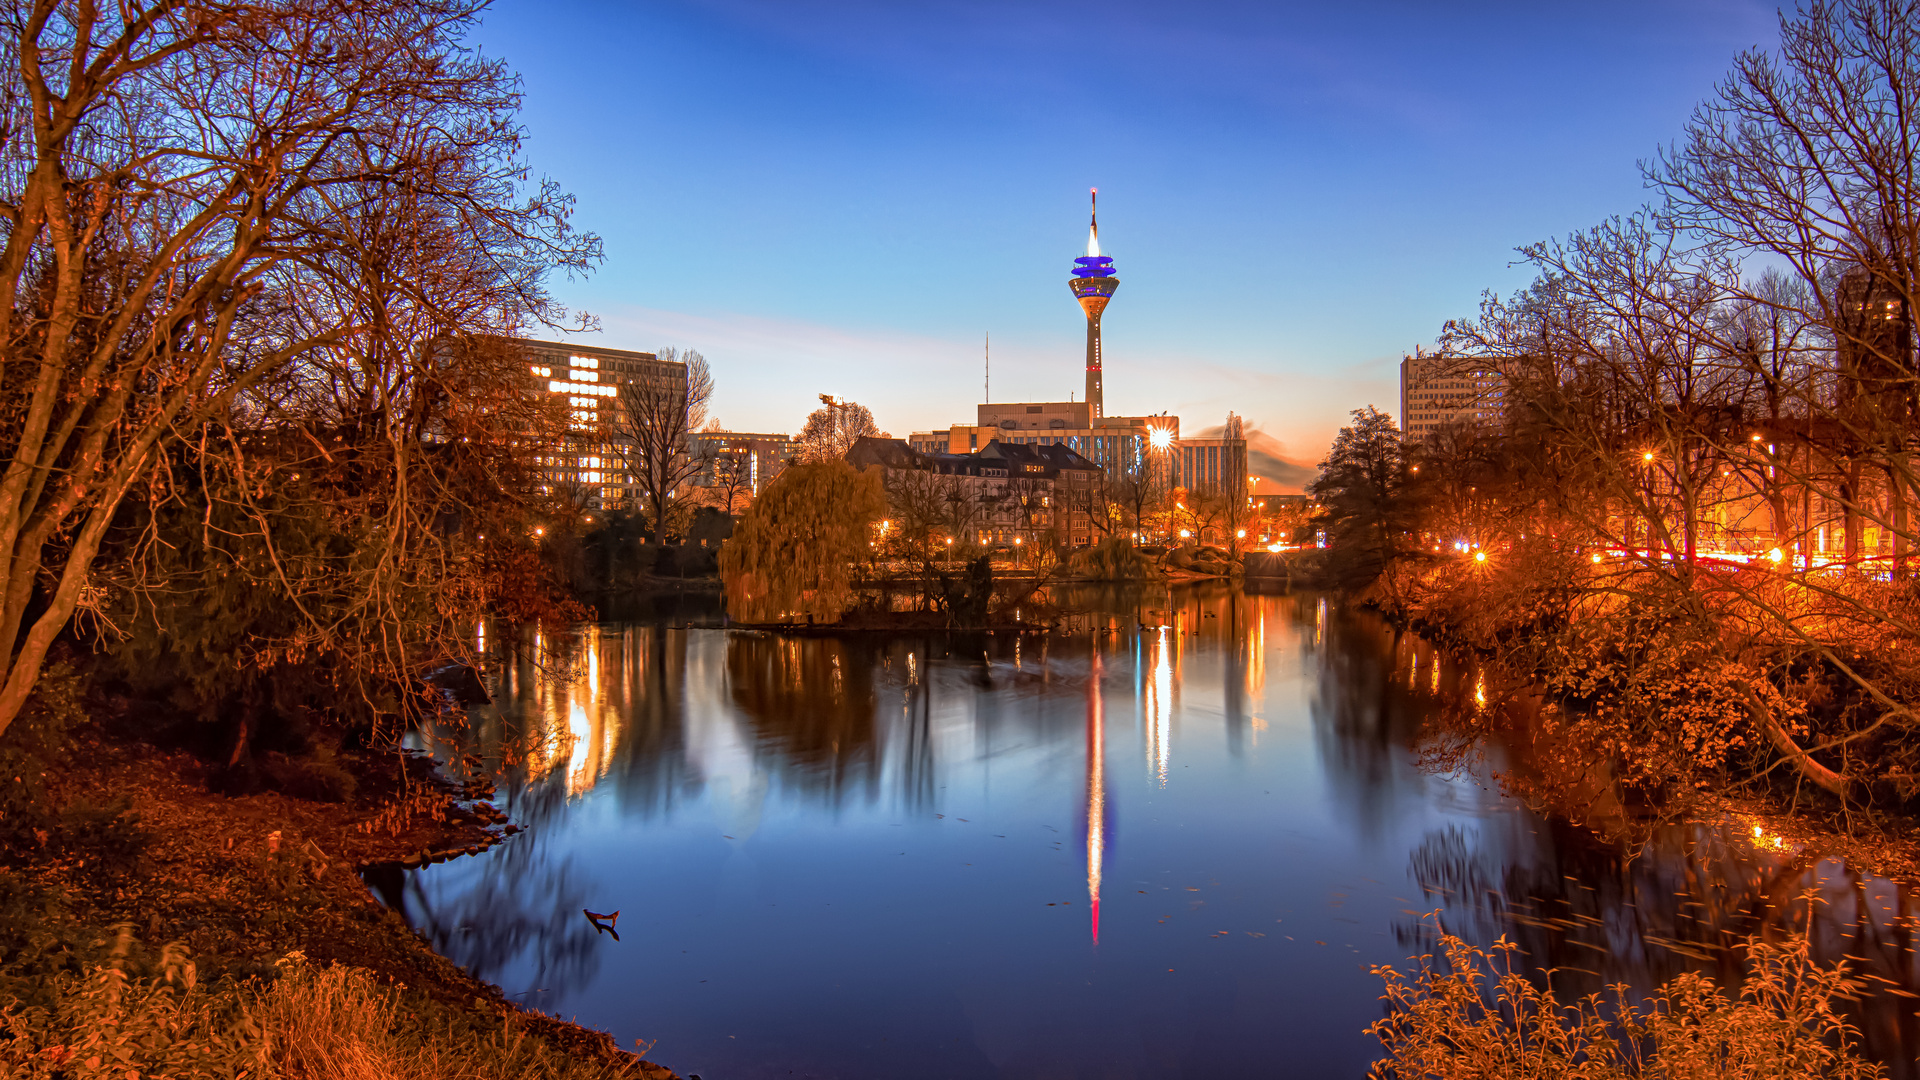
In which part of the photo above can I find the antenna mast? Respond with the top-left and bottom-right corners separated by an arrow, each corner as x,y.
985,332 -> 990,403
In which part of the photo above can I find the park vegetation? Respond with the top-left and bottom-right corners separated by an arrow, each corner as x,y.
1315,0 -> 1920,821
1331,8 -> 1920,1071
0,0 -> 597,748
0,0 -> 646,1072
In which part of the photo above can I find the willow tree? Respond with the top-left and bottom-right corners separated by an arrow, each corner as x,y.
0,0 -> 597,740
720,460 -> 885,624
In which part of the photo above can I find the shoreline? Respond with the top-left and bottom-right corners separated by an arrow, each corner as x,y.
1355,593 -> 1920,886
5,725 -> 676,1079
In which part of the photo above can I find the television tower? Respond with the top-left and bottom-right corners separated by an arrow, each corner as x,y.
1069,189 -> 1117,419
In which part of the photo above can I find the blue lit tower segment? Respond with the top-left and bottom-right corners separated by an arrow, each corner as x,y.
1069,189 -> 1117,419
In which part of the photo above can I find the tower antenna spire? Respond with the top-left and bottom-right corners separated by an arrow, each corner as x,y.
985,331 -> 990,403
1087,188 -> 1100,257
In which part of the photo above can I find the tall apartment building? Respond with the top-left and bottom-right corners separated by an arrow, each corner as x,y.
1399,349 -> 1504,439
510,338 -> 686,511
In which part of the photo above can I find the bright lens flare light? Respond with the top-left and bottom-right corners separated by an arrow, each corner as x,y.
1149,427 -> 1174,450
1767,547 -> 1784,563
1473,551 -> 1488,563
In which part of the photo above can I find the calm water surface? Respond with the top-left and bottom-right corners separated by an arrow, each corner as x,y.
383,585 -> 1920,1079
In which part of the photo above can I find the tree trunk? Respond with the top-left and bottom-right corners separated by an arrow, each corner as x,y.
1744,687 -> 1848,798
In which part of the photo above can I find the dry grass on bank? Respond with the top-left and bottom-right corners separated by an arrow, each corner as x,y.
263,954 -> 650,1080
1369,917 -> 1881,1079
0,924 -> 653,1080
0,725 -> 670,1080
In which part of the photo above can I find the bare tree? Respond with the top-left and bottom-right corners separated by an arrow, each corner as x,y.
711,444 -> 755,515
797,395 -> 881,461
0,0 -> 595,738
615,347 -> 713,542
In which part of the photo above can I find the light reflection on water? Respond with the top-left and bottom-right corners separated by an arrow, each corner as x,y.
384,585 -> 1920,1079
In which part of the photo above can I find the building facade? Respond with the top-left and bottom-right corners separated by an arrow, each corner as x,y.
1399,348 -> 1505,439
511,337 -> 687,511
849,436 -> 1103,549
910,401 -> 1174,483
687,430 -> 801,501
1172,438 -> 1248,498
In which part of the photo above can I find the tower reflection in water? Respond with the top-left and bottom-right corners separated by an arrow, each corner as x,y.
1086,650 -> 1104,945
388,585 -> 1920,1079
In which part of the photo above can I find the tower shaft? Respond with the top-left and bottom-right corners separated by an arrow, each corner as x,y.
1085,312 -> 1103,419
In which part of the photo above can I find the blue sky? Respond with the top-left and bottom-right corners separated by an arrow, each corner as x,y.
481,0 -> 1778,471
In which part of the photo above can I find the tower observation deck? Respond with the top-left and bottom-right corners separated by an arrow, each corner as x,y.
1069,189 -> 1117,420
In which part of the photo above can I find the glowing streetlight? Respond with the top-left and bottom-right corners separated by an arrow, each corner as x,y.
1642,452 -> 1654,462
1473,550 -> 1488,563
1767,547 -> 1784,563
1236,529 -> 1246,539
1179,529 -> 1191,539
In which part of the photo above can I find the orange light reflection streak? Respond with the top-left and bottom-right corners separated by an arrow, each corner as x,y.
1087,651 -> 1105,946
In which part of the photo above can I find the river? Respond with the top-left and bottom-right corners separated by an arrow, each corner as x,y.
380,584 -> 1920,1078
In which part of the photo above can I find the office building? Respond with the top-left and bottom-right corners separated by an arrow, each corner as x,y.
687,430 -> 801,498
1399,348 -> 1504,439
510,338 -> 686,511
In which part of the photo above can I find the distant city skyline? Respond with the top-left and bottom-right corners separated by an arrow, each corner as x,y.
481,0 -> 1779,470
